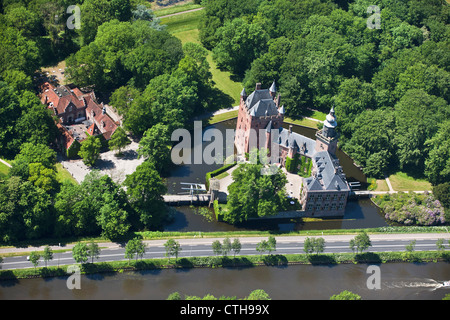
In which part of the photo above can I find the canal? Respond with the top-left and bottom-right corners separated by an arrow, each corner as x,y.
164,119 -> 388,232
1,262 -> 448,300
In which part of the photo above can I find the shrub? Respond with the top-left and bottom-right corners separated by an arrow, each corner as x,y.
376,192 -> 446,226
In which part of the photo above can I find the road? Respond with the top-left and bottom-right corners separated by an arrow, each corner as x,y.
1,233 -> 449,270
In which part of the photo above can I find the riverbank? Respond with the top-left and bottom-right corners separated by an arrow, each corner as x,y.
1,250 -> 449,281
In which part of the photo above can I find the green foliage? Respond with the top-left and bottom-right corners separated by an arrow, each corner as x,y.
212,18 -> 269,77
349,231 -> 372,254
330,290 -> 361,300
72,242 -> 89,264
125,237 -> 147,262
108,127 -> 129,155
78,135 -> 101,167
137,124 -> 171,174
225,162 -> 287,224
123,161 -> 167,229
205,162 -> 236,190
164,239 -> 182,262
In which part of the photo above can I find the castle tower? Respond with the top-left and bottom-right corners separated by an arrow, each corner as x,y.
315,106 -> 338,155
235,82 -> 284,157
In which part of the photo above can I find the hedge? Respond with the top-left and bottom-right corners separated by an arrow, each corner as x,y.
205,162 -> 236,190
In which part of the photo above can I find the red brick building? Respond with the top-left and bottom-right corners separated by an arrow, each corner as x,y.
40,82 -> 118,157
234,82 -> 350,217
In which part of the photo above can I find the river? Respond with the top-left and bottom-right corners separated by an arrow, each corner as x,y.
1,262 -> 449,300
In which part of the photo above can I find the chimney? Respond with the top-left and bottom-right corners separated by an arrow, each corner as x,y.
255,83 -> 261,90
289,125 -> 292,134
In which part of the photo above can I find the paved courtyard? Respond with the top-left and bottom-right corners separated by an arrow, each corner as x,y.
216,164 -> 303,200
60,141 -> 145,184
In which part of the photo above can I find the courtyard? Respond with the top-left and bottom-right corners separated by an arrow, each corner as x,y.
59,140 -> 145,184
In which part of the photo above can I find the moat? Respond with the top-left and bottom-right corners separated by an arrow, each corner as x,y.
164,119 -> 388,232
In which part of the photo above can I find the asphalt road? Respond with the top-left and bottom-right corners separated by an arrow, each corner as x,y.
1,233 -> 449,270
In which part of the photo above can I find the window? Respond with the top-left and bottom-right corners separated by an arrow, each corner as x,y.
325,194 -> 331,201
324,203 -> 329,211
315,204 -> 321,210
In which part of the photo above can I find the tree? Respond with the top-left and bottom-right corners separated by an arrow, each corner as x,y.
72,242 -> 89,264
78,135 -> 101,167
343,109 -> 396,178
42,246 -> 53,268
330,290 -> 361,300
87,242 -> 101,263
246,289 -> 271,300
267,236 -> 277,255
211,240 -> 222,256
225,162 -> 287,224
212,18 -> 269,76
108,127 -> 129,156
256,240 -> 268,259
27,163 -> 58,193
436,239 -> 446,253
137,124 -> 171,174
97,192 -> 130,241
349,231 -> 372,254
0,176 -> 53,243
29,251 -> 40,273
424,121 -> 450,185
222,237 -> 232,257
125,237 -> 146,262
394,89 -> 446,172
304,237 -> 326,255
231,238 -> 242,258
164,239 -> 181,262
123,161 -> 167,229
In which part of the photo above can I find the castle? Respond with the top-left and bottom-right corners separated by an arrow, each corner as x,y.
235,82 -> 350,217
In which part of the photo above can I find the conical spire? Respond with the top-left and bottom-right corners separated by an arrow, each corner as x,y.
269,81 -> 276,93
240,87 -> 247,97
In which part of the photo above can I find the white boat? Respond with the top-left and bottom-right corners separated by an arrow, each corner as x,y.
443,281 -> 450,288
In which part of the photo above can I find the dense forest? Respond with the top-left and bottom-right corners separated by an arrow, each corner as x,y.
0,0 -> 448,243
200,0 -> 449,184
0,0 -> 196,243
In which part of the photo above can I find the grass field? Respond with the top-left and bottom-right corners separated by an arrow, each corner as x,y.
388,172 -> 432,191
161,9 -> 243,107
153,3 -> 202,17
0,161 -> 10,178
56,163 -> 78,185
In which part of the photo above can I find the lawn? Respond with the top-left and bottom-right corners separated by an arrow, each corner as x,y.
206,109 -> 239,125
388,172 -> 432,191
153,3 -> 202,17
56,163 -> 78,185
161,10 -> 242,107
0,161 -> 10,178
284,117 -> 322,129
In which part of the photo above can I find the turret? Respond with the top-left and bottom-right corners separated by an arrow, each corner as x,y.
269,81 -> 276,99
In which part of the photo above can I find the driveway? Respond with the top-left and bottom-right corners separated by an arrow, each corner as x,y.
60,141 -> 145,184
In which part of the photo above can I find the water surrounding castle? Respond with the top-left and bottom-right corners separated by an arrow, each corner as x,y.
235,82 -> 350,217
